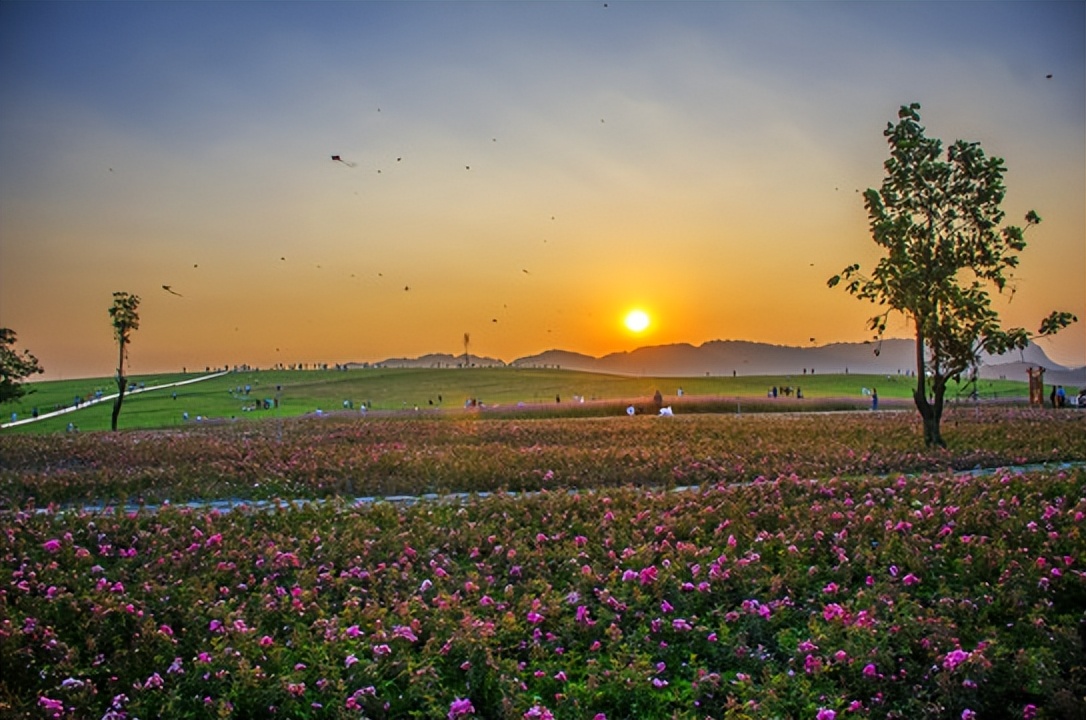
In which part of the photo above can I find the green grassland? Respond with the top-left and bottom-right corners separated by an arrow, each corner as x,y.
4,367 -> 1030,434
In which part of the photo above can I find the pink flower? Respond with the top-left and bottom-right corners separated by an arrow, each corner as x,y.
392,625 -> 418,643
962,710 -> 977,720
943,648 -> 970,671
448,697 -> 475,719
345,654 -> 359,667
523,705 -> 555,720
42,538 -> 62,553
39,696 -> 65,716
862,663 -> 878,678
902,573 -> 920,586
258,635 -> 274,647
816,709 -> 836,720
1023,704 -> 1038,719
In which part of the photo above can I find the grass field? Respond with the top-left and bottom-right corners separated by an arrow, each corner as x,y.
3,367 -> 1033,434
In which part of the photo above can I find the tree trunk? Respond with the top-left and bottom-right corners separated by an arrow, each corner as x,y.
912,326 -> 946,448
111,339 -> 126,432
111,377 -> 125,431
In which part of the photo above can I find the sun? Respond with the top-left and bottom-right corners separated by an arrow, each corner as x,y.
624,309 -> 651,333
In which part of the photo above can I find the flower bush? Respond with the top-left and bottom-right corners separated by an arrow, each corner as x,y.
1,406 -> 1083,508
3,453 -> 1085,717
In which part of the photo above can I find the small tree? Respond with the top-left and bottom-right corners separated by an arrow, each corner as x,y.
108,291 -> 141,431
830,103 -> 1076,447
0,328 -> 44,404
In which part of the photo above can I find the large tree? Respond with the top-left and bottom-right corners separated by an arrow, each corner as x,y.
108,291 -> 141,431
830,103 -> 1076,447
0,328 -> 44,405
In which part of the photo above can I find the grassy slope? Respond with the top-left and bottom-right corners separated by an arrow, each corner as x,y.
3,367 -> 1030,434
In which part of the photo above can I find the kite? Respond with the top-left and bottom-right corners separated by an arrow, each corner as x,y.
162,285 -> 182,297
331,155 -> 357,167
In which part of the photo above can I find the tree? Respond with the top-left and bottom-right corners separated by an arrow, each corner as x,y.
829,103 -> 1076,447
108,291 -> 141,431
0,328 -> 44,404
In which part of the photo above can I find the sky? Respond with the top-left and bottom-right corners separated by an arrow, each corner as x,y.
1,1 -> 1083,380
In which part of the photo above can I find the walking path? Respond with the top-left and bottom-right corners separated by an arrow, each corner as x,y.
26,460 -> 1086,518
0,371 -> 230,429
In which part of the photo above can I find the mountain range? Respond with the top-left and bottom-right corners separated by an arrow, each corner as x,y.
359,339 -> 1084,386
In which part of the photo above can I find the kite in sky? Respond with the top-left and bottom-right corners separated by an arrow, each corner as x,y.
331,155 -> 357,167
162,285 -> 182,297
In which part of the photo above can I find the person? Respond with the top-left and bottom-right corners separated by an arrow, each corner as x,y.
653,389 -> 663,409
1056,385 -> 1066,408
1050,385 -> 1058,408
871,387 -> 878,411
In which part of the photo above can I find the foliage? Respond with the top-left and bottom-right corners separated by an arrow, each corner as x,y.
0,328 -> 43,405
108,292 -> 141,432
829,103 -> 1077,447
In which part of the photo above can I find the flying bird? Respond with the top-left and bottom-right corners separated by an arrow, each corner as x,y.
1046,74 -> 1053,79
331,155 -> 357,167
162,285 -> 182,296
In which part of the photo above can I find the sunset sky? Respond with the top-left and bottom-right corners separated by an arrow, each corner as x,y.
2,1 -> 1083,380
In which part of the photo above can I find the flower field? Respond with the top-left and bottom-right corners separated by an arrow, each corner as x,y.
2,407 -> 1085,508
2,407 -> 1085,718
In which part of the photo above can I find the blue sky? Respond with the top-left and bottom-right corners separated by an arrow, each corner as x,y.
1,1 -> 1083,378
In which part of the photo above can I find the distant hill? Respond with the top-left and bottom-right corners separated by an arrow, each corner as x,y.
349,352 -> 506,369
512,339 -> 1083,384
361,339 -> 1082,384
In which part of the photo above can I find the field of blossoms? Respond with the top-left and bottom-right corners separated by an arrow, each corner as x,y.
2,407 -> 1085,719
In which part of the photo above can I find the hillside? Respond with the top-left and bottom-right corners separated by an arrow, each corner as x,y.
508,339 -> 1083,383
